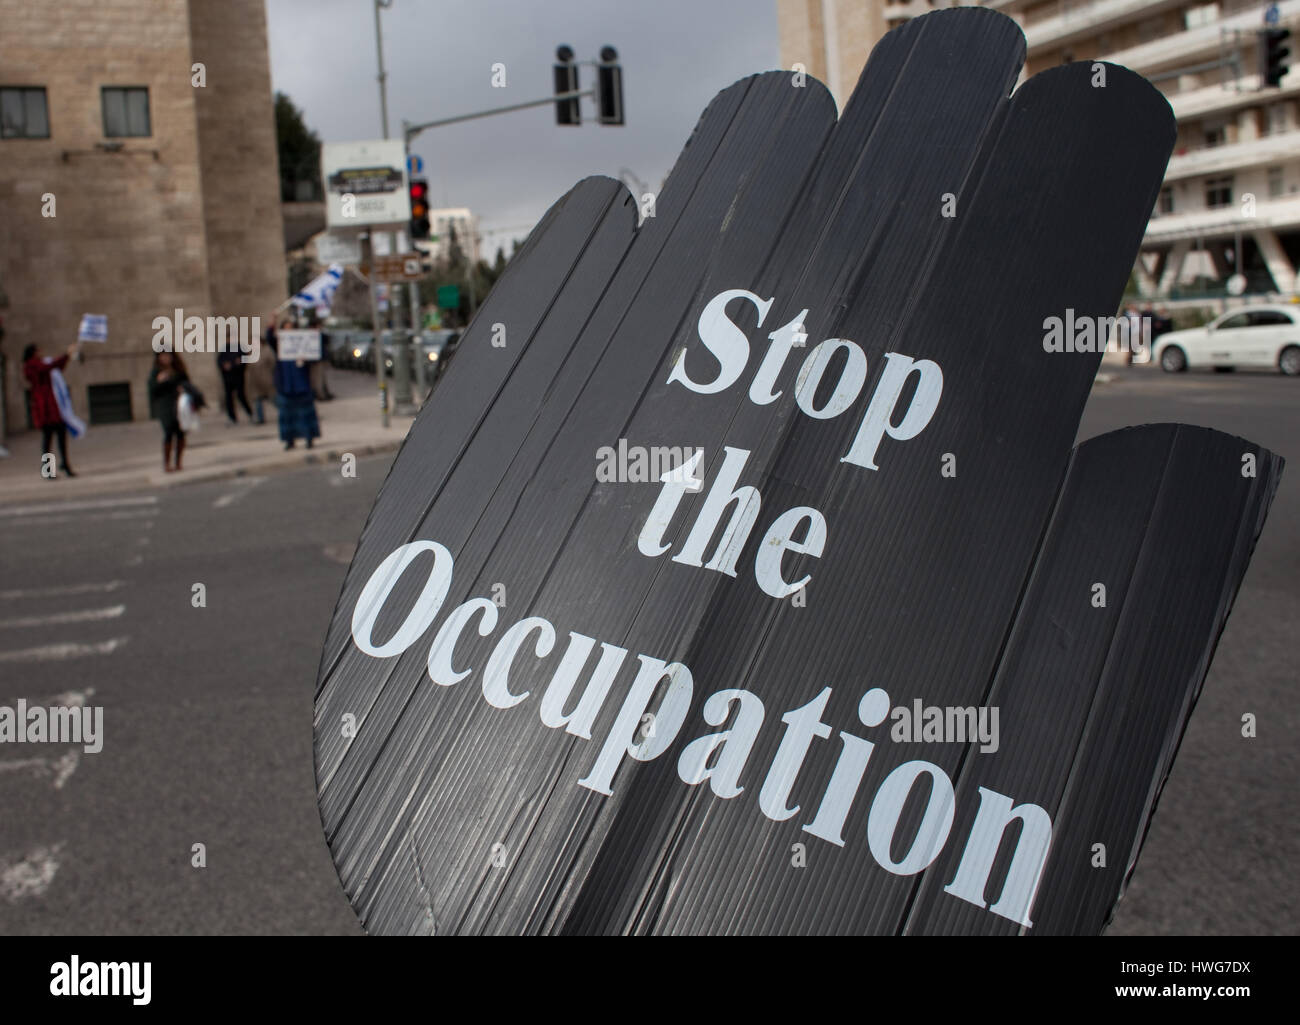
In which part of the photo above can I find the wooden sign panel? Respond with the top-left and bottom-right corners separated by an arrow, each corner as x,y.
313,9 -> 1282,934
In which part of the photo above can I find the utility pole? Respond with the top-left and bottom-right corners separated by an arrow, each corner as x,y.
372,0 -> 395,425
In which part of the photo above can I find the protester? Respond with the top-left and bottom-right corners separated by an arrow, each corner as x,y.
148,350 -> 192,472
246,316 -> 277,425
1122,303 -> 1143,365
22,342 -> 80,478
273,317 -> 319,450
311,315 -> 335,402
216,345 -> 253,424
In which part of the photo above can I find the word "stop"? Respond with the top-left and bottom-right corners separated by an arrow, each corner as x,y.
667,288 -> 943,471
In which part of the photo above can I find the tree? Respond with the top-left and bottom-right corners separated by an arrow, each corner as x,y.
275,92 -> 322,202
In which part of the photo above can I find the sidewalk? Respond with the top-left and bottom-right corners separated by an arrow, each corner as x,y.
0,370 -> 415,505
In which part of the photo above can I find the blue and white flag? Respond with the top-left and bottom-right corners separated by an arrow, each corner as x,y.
289,263 -> 343,312
50,367 -> 86,439
77,313 -> 108,343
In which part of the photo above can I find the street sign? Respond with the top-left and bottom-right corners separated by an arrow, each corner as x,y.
372,254 -> 424,282
321,140 -> 410,229
408,153 -> 424,176
314,10 -> 1281,936
315,232 -> 363,266
436,284 -> 460,309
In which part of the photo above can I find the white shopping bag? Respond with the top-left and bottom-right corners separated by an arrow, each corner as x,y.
177,390 -> 200,433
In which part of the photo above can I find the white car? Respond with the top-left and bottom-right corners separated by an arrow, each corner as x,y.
1154,305 -> 1300,375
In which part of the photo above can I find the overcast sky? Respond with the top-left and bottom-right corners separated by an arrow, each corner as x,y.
265,0 -> 780,258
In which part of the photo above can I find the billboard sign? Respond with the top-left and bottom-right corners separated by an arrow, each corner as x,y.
322,140 -> 411,229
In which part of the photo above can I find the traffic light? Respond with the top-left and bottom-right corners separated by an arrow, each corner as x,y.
554,45 -> 580,126
1263,28 -> 1291,87
596,45 -> 624,126
409,178 -> 430,240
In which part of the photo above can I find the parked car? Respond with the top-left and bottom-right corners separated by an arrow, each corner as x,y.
419,329 -> 461,381
345,334 -> 374,371
1154,305 -> 1300,375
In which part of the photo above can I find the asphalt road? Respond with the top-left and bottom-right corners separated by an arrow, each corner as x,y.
0,365 -> 1294,935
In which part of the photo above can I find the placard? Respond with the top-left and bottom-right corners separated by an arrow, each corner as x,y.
276,329 -> 321,361
313,10 -> 1281,936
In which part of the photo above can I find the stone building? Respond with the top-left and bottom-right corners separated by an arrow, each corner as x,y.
0,0 -> 285,434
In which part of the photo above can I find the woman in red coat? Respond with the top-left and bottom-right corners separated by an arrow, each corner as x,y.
22,343 -> 79,478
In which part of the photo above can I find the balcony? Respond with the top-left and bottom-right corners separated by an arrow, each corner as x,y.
1164,129 -> 1300,181
1023,0 -> 1185,54
1168,74 -> 1300,121
1145,191 -> 1300,244
884,1 -> 936,21
1100,0 -> 1300,73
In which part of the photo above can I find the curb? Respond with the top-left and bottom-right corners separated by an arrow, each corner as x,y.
0,437 -> 405,506
152,438 -> 405,490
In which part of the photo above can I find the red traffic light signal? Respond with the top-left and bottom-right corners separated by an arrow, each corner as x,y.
409,178 -> 431,240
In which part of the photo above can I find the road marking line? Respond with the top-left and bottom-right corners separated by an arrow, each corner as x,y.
0,496 -> 156,518
0,637 -> 127,663
0,605 -> 126,629
31,509 -> 156,526
0,581 -> 124,600
0,843 -> 64,902
213,477 -> 266,508
0,750 -> 80,789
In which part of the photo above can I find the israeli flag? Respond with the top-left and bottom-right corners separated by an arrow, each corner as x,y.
50,368 -> 86,439
289,263 -> 343,312
77,313 -> 108,343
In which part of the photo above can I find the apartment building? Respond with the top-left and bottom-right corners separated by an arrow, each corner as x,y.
0,0 -> 286,434
778,0 -> 1300,300
425,209 -> 481,266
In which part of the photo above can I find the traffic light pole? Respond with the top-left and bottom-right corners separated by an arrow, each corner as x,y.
402,89 -> 592,145
396,65 -> 617,407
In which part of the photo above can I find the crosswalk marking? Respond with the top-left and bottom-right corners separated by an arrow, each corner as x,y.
0,580 -> 124,600
0,750 -> 80,789
0,843 -> 64,902
0,496 -> 156,518
0,605 -> 126,630
33,509 -> 157,526
0,637 -> 128,663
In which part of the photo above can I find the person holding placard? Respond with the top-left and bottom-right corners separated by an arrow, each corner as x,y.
273,318 -> 320,450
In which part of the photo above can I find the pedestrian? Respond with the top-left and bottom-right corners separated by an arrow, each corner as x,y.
22,342 -> 80,478
273,318 -> 319,450
216,345 -> 253,424
1123,304 -> 1143,365
148,350 -> 191,472
312,316 -> 335,401
245,316 -> 277,425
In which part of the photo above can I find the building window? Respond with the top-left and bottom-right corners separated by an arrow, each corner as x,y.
0,87 -> 50,139
1206,176 -> 1234,208
101,86 -> 150,137
1203,121 -> 1226,147
1158,187 -> 1175,215
1265,101 -> 1289,136
1184,3 -> 1220,30
1138,15 -> 1166,42
1268,165 -> 1285,198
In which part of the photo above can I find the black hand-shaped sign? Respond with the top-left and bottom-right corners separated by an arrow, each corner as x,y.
314,9 -> 1281,934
